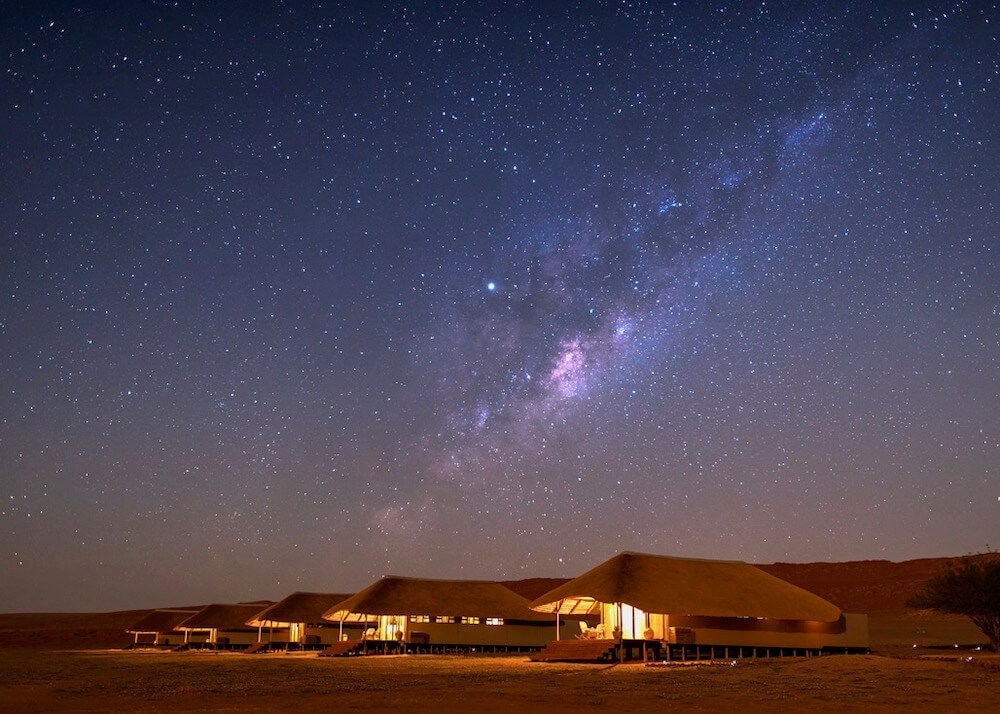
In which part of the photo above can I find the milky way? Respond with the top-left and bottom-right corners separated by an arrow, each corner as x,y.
1,2 -> 997,610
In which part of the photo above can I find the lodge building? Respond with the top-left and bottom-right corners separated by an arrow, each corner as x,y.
124,551 -> 869,661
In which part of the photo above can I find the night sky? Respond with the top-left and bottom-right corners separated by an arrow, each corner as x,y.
2,2 -> 997,612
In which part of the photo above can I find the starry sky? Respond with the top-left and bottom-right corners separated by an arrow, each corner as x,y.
2,2 -> 997,612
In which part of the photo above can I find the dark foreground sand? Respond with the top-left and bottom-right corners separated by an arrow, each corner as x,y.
1,649 -> 998,713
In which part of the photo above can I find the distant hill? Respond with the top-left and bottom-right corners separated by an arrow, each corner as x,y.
0,610 -> 151,650
757,555 -> 986,612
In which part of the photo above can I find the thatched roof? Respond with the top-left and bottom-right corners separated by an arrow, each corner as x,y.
247,592 -> 353,627
126,609 -> 200,634
178,603 -> 273,631
323,577 -> 554,622
529,552 -> 842,622
501,578 -> 572,600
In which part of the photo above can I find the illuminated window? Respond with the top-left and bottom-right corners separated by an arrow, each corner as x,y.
485,617 -> 504,626
434,616 -> 455,624
460,617 -> 481,625
409,615 -> 430,623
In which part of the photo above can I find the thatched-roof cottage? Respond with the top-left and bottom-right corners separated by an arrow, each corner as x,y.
530,552 -> 868,660
177,603 -> 273,649
125,608 -> 200,647
322,577 -> 577,652
246,592 -> 357,648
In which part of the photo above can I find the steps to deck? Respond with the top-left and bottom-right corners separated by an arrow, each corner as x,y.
318,640 -> 364,657
530,639 -> 618,663
244,642 -> 271,654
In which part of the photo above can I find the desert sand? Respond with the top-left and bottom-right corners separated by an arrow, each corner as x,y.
0,557 -> 997,711
0,649 -> 998,713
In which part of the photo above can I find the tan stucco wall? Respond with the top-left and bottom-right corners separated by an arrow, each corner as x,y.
359,616 -> 561,647
669,613 -> 869,649
212,630 -> 260,646
304,624 -> 364,644
596,603 -> 869,649
405,621 -> 557,647
339,614 -> 579,647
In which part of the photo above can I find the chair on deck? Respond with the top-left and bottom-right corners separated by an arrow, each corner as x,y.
576,622 -> 607,640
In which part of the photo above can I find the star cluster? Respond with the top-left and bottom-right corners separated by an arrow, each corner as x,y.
1,2 -> 996,611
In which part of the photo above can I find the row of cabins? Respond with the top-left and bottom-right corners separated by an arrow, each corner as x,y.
127,552 -> 869,661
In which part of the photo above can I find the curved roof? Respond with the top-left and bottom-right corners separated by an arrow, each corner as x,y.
529,552 -> 842,622
323,577 -> 553,622
126,608 -> 200,634
247,592 -> 353,627
178,603 -> 273,631
501,578 -> 572,600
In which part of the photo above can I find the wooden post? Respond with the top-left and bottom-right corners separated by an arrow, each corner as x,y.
556,600 -> 562,641
617,603 -> 624,662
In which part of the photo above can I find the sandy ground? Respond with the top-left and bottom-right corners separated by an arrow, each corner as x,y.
0,649 -> 998,713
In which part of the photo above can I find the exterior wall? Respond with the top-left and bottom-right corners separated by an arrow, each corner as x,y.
408,621 -> 556,647
596,604 -> 869,649
130,632 -> 185,646
667,613 -> 868,649
556,617 -> 593,641
178,630 -> 211,644
211,629 -> 260,646
360,615 -> 560,647
256,626 -> 291,644
248,623 -> 363,645
304,624 -> 364,645
154,631 -> 190,646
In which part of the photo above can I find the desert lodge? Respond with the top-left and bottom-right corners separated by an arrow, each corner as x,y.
126,551 -> 869,662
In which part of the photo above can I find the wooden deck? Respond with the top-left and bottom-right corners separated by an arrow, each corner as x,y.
318,640 -> 366,657
530,639 -> 618,662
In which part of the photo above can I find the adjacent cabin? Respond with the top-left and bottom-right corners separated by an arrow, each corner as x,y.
176,603 -> 274,650
245,592 -> 357,650
321,577 -> 580,654
530,552 -> 869,661
125,608 -> 200,648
